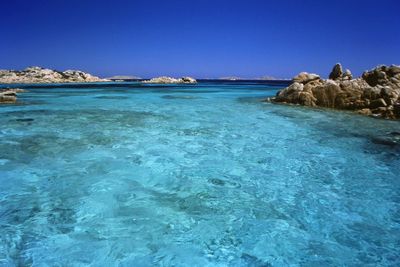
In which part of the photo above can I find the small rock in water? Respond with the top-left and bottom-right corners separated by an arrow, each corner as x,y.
371,136 -> 399,147
389,131 -> 400,136
1,88 -> 27,103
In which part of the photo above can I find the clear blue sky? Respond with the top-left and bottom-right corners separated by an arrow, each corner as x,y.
1,0 -> 399,78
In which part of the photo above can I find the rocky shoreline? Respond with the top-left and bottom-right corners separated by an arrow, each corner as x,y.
267,64 -> 400,119
0,66 -> 108,84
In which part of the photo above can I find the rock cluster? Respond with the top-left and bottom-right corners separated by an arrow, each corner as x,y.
0,88 -> 26,103
0,66 -> 108,84
269,63 -> 400,119
142,76 -> 197,84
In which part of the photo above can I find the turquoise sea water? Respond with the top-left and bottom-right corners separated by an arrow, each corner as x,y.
0,81 -> 399,266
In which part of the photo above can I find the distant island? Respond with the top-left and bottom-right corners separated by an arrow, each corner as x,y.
0,67 -> 199,85
218,76 -> 242,81
257,76 -> 290,81
0,66 -> 108,84
106,75 -> 142,81
142,76 -> 197,84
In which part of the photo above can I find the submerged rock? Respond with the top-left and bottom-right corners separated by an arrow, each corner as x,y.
268,63 -> 400,119
142,76 -> 197,84
371,134 -> 400,148
0,66 -> 108,84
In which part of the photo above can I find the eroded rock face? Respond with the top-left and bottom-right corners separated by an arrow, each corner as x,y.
269,64 -> 400,119
142,76 -> 197,84
0,67 -> 108,84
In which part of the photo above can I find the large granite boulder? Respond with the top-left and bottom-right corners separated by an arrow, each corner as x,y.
343,69 -> 353,80
329,63 -> 343,80
0,67 -> 109,84
292,72 -> 320,84
268,63 -> 400,119
142,76 -> 197,84
329,63 -> 353,81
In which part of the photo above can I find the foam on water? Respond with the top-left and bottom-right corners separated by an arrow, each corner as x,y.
0,82 -> 399,266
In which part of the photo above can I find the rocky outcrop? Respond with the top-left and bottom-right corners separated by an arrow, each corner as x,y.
0,67 -> 109,84
268,63 -> 400,119
0,88 -> 26,103
142,76 -> 197,84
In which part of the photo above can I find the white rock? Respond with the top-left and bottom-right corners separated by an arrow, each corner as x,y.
142,76 -> 197,84
0,67 -> 109,84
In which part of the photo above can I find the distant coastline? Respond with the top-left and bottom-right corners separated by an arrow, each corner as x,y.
1,66 -> 292,84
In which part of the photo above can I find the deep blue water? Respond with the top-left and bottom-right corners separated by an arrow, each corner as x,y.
0,81 -> 399,266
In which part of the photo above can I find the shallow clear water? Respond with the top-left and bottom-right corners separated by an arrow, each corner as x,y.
0,81 -> 399,266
